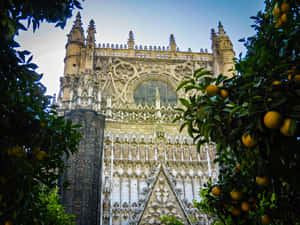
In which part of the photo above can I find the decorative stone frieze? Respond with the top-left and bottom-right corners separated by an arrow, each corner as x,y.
59,13 -> 234,225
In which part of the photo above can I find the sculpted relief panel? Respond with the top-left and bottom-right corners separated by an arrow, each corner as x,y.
93,57 -> 210,105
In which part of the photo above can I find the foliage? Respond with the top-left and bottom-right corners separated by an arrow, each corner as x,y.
38,187 -> 75,225
160,216 -> 184,225
0,0 -> 82,224
175,0 -> 300,224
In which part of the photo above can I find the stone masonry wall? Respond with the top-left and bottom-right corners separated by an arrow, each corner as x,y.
61,109 -> 105,225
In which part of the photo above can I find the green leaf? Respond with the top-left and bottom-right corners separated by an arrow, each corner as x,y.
179,98 -> 190,108
176,80 -> 191,91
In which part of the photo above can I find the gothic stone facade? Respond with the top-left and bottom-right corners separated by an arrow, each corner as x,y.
58,13 -> 235,225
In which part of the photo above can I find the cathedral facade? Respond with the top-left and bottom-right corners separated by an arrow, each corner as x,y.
58,13 -> 235,225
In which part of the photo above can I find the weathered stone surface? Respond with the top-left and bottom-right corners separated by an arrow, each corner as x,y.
58,14 -> 234,225
60,109 -> 105,225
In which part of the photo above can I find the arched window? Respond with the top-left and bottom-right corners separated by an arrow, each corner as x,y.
134,80 -> 177,106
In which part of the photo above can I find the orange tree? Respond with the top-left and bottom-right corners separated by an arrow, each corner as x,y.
175,0 -> 300,224
0,1 -> 82,225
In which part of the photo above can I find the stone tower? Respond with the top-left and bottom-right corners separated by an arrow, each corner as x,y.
58,13 -> 235,225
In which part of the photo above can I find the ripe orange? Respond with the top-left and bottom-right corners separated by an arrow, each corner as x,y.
5,221 -> 13,225
281,3 -> 290,13
197,106 -> 207,116
272,81 -> 280,86
248,197 -> 257,208
36,151 -> 47,161
256,176 -> 269,186
212,186 -> 221,196
275,19 -> 282,28
262,215 -> 271,225
280,13 -> 288,24
272,7 -> 281,18
231,207 -> 241,216
206,84 -> 219,97
280,118 -> 294,136
264,111 -> 283,129
220,89 -> 229,99
294,75 -> 300,81
223,203 -> 230,209
234,164 -> 241,173
288,74 -> 292,80
242,134 -> 257,148
227,118 -> 232,125
230,190 -> 242,200
241,202 -> 250,212
288,67 -> 296,74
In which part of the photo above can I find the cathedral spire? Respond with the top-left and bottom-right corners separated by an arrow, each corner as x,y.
87,19 -> 96,48
67,12 -> 84,43
74,12 -> 82,29
169,34 -> 177,51
127,30 -> 135,49
218,21 -> 226,36
211,28 -> 217,39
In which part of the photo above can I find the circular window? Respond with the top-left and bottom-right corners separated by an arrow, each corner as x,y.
134,80 -> 177,106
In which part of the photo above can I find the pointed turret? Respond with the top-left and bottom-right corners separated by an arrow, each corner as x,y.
211,22 -> 235,77
64,12 -> 85,75
85,19 -> 96,72
86,19 -> 96,49
169,34 -> 177,51
218,21 -> 226,36
127,30 -> 135,49
68,12 -> 84,43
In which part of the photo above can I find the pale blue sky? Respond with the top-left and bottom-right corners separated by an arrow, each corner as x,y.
16,0 -> 265,96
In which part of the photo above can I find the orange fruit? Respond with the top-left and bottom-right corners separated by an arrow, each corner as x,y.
281,13 -> 288,24
256,176 -> 269,186
264,111 -> 283,129
288,74 -> 292,80
206,84 -> 219,97
234,164 -> 241,173
248,197 -> 257,208
230,190 -> 242,200
5,221 -> 13,225
294,75 -> 300,81
212,186 -> 221,196
223,203 -> 230,209
275,19 -> 282,28
231,207 -> 241,216
242,133 -> 257,148
272,81 -> 280,86
262,215 -> 271,225
280,118 -> 294,136
36,151 -> 47,161
197,106 -> 207,116
227,118 -> 232,125
241,202 -> 250,212
272,7 -> 281,18
288,67 -> 296,74
220,89 -> 229,99
281,3 -> 289,13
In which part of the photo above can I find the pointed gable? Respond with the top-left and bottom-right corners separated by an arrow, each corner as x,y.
137,165 -> 192,225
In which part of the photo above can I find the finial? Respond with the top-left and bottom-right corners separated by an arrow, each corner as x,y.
211,28 -> 216,37
86,19 -> 96,47
74,12 -> 82,29
68,11 -> 84,43
218,21 -> 225,36
88,19 -> 95,31
170,34 -> 176,45
169,34 -> 177,51
129,30 -> 134,42
128,30 -> 135,49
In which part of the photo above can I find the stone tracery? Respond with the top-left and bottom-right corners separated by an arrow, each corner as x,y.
59,14 -> 234,225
